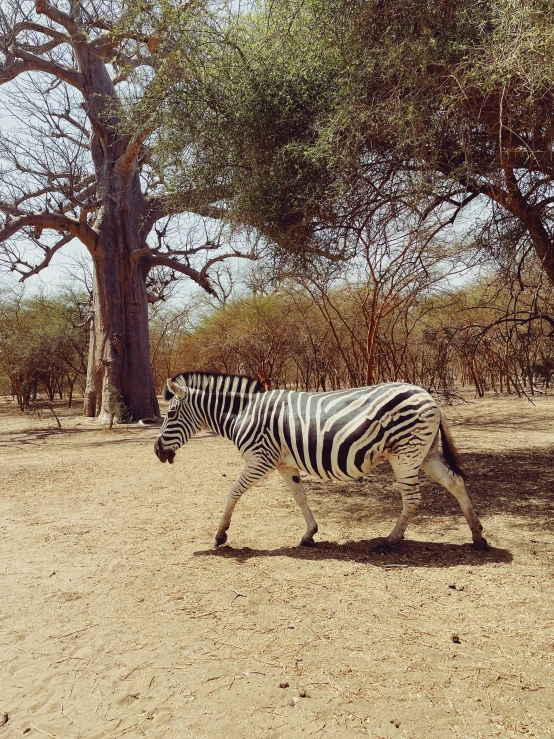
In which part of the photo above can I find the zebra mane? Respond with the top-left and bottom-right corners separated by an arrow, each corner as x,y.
164,371 -> 264,400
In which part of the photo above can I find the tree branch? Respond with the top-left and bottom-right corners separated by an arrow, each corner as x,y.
116,120 -> 155,174
13,233 -> 74,280
198,250 -> 258,281
0,199 -> 24,217
0,211 -> 97,251
11,20 -> 70,44
3,46 -> 84,89
140,189 -> 229,236
142,253 -> 216,295
34,0 -> 82,41
50,110 -> 89,137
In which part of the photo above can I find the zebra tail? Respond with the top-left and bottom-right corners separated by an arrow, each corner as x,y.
439,419 -> 466,480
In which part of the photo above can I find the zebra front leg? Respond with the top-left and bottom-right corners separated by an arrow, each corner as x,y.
377,459 -> 422,552
214,457 -> 272,547
277,466 -> 318,547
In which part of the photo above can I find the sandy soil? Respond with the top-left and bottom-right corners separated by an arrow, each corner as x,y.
1,392 -> 553,739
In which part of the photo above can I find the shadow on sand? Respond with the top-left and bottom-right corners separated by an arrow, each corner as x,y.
194,538 -> 512,569
290,446 -> 554,535
0,423 -> 212,450
192,445 -> 553,567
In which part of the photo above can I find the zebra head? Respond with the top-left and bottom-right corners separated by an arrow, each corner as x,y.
154,378 -> 201,464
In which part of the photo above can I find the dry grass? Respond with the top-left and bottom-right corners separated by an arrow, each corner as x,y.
0,393 -> 553,738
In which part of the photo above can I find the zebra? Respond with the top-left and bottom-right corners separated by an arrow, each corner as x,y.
154,371 -> 488,551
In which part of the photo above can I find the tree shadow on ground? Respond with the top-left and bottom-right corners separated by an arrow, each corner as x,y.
461,448 -> 554,531
453,416 -> 553,432
297,447 -> 554,535
194,539 -> 511,568
0,426 -> 99,447
0,424 -> 215,451
0,424 -> 163,449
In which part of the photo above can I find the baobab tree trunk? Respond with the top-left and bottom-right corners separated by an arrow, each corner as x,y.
83,259 -> 159,422
83,167 -> 160,423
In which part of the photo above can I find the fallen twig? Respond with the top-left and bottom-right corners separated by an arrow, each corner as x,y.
4,642 -> 35,656
30,727 -> 58,739
50,624 -> 98,639
112,724 -> 140,739
61,702 -> 73,725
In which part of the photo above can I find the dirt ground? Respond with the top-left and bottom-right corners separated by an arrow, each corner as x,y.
1,392 -> 554,739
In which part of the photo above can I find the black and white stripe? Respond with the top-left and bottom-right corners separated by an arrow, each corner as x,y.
154,372 -> 487,551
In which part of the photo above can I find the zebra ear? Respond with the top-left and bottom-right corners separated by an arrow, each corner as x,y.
167,378 -> 187,399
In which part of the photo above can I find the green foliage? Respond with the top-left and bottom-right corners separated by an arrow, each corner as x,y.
161,0 -> 554,283
343,0 -> 554,173
107,0 -> 217,138
161,0 -> 346,255
0,288 -> 89,408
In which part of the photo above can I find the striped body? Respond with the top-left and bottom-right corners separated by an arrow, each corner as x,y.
155,372 -> 488,551
233,384 -> 439,481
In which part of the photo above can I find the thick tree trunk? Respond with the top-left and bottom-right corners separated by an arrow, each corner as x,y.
83,245 -> 160,423
83,167 -> 160,423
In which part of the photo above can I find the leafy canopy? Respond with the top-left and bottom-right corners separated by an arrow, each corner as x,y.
163,0 -> 554,283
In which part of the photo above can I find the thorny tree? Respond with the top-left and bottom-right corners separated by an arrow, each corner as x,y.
337,0 -> 554,286
293,218 -> 457,388
0,0 -> 252,422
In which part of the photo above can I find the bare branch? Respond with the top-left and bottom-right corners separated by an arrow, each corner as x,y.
11,20 -> 70,44
14,232 -> 74,280
0,199 -> 24,217
34,0 -> 82,41
198,250 -> 258,282
143,252 -> 216,295
50,110 -> 89,137
3,45 -> 84,89
140,189 -> 229,235
0,211 -> 97,251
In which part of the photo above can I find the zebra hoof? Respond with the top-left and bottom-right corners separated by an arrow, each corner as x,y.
214,532 -> 227,548
372,539 -> 393,554
472,538 -> 489,551
300,537 -> 316,547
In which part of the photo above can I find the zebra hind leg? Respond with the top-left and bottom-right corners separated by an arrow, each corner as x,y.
277,465 -> 318,547
375,458 -> 423,553
421,452 -> 488,550
214,457 -> 273,548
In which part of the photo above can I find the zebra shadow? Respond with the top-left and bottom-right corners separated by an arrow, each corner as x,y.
193,539 -> 512,568
298,446 -> 554,534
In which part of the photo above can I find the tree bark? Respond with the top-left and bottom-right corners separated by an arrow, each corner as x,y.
83,249 -> 159,422
83,163 -> 160,422
71,34 -> 161,423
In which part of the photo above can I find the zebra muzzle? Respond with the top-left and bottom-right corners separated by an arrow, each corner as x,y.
154,438 -> 175,464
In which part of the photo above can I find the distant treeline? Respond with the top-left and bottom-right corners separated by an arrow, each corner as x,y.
151,276 -> 554,399
2,269 -> 552,411
0,290 -> 89,410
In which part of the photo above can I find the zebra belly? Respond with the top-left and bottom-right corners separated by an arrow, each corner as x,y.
278,442 -> 387,481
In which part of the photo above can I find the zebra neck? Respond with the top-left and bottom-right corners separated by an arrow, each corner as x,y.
191,389 -> 256,440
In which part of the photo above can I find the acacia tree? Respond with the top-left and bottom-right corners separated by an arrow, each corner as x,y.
324,0 -> 554,286
0,285 -> 89,408
0,0 -> 255,422
173,0 -> 554,290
